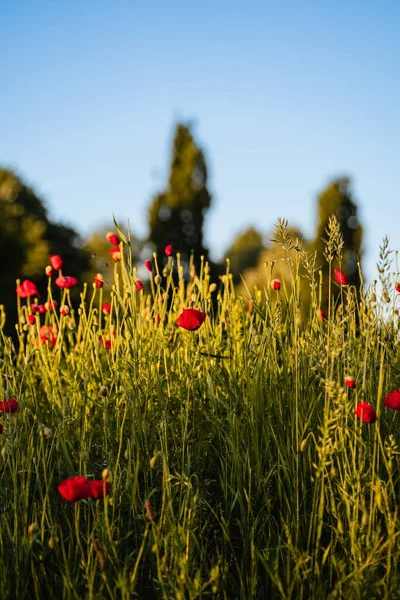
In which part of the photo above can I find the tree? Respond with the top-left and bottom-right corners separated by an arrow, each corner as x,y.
224,226 -> 265,284
0,167 -> 90,334
148,123 -> 212,271
311,177 -> 363,307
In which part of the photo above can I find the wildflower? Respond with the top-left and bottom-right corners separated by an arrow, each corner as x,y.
177,308 -> 206,331
94,273 -> 104,288
102,302 -> 111,315
38,326 -> 57,348
87,480 -> 111,500
165,244 -> 173,257
345,376 -> 356,390
31,304 -> 40,314
334,268 -> 349,286
45,266 -> 54,277
106,232 -> 120,246
16,280 -> 39,298
57,476 -> 91,502
136,279 -> 144,291
318,309 -> 327,320
271,279 -> 281,291
396,283 -> 400,293
144,260 -> 152,272
109,247 -> 121,262
384,389 -> 400,411
100,339 -> 112,350
50,255 -> 63,270
27,314 -> 36,325
55,275 -> 78,289
355,402 -> 376,424
38,304 -> 47,314
0,397 -> 19,414
60,304 -> 69,316
45,300 -> 58,311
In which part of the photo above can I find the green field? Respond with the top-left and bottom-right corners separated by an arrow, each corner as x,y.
1,222 -> 400,599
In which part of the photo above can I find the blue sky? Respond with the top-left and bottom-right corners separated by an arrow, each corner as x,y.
1,0 -> 399,280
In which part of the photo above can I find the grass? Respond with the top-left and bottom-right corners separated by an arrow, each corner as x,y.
1,219 -> 400,599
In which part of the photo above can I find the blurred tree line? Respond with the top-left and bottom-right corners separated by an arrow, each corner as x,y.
0,122 -> 363,334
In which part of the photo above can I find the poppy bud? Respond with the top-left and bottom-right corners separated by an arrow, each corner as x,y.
28,523 -> 38,536
345,376 -> 356,390
102,468 -> 111,482
271,279 -> 281,291
94,273 -> 104,288
38,304 -> 47,314
396,283 -> 400,293
318,309 -> 327,320
209,283 -> 217,293
50,255 -> 63,271
154,275 -> 162,285
99,386 -> 108,397
27,314 -> 36,325
45,266 -> 54,277
334,268 -> 349,286
144,260 -> 152,272
60,305 -> 69,316
106,232 -> 120,246
164,245 -> 173,257
136,280 -> 144,291
55,276 -> 78,289
102,302 -> 111,315
109,247 -> 121,262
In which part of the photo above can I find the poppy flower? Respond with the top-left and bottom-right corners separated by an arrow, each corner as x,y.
177,308 -> 206,331
345,376 -> 356,390
100,339 -> 112,350
110,247 -> 121,262
86,480 -> 111,500
144,260 -> 152,272
31,304 -> 40,314
0,397 -> 19,414
384,390 -> 400,411
55,276 -> 78,289
334,268 -> 349,286
60,304 -> 69,316
355,402 -> 376,423
45,266 -> 54,277
38,304 -> 47,314
106,232 -> 120,246
396,283 -> 400,293
318,309 -> 327,320
271,279 -> 281,291
165,245 -> 173,257
102,302 -> 111,315
27,314 -> 36,325
58,476 -> 91,502
156,314 -> 162,324
16,280 -> 39,298
50,255 -> 63,271
38,326 -> 57,348
136,280 -> 144,291
94,274 -> 104,288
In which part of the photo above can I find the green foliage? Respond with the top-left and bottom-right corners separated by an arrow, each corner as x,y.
224,226 -> 265,284
311,177 -> 363,306
0,167 -> 90,334
148,123 -> 212,270
1,228 -> 400,598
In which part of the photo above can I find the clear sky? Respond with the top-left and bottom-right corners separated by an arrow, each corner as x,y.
1,0 -> 399,280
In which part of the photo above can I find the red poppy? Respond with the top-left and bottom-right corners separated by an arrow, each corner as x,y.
165,245 -> 173,257
177,308 -> 206,331
110,247 -> 121,262
100,339 -> 112,350
355,402 -> 376,423
106,232 -> 120,246
38,304 -> 47,314
94,274 -> 104,288
136,280 -> 144,291
16,280 -> 39,298
31,304 -> 40,314
46,300 -> 58,311
345,376 -> 356,390
27,314 -> 36,325
102,302 -> 111,315
318,309 -> 327,320
384,390 -> 400,411
87,480 -> 111,500
45,266 -> 54,277
58,476 -> 91,502
55,276 -> 78,289
334,268 -> 349,286
271,279 -> 281,291
60,305 -> 69,316
396,283 -> 400,293
144,260 -> 152,272
38,326 -> 57,348
50,255 -> 63,271
0,397 -> 19,414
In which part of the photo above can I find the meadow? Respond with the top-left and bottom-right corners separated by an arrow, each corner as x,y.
1,219 -> 400,599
